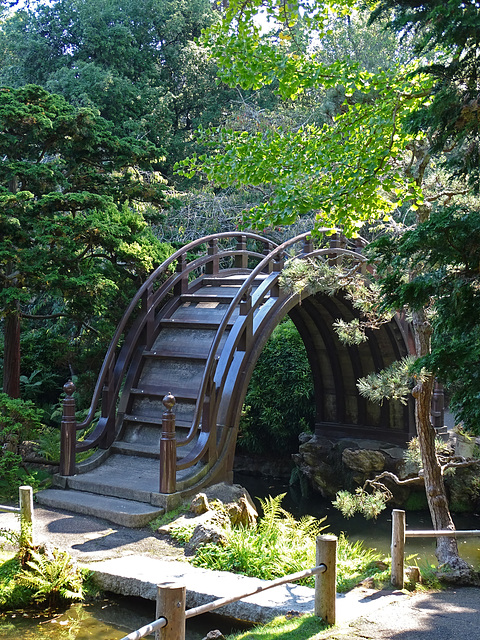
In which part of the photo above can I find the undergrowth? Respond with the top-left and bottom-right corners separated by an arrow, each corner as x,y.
182,494 -> 388,593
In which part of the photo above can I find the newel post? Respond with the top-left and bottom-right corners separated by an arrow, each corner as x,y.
60,381 -> 77,476
160,392 -> 177,494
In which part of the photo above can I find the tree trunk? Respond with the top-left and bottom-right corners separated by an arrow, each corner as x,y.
3,306 -> 21,398
412,308 -> 472,577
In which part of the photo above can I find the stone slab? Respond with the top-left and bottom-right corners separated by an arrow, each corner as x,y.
89,555 -> 316,624
35,489 -> 164,528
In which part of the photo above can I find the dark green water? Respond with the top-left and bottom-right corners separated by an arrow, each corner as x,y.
0,595 -> 249,640
234,472 -> 480,567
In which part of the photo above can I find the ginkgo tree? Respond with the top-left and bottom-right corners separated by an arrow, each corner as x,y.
179,0 -> 479,580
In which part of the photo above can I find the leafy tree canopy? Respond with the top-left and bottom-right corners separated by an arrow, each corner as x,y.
0,84 -> 173,398
0,0 -> 235,180
178,1 -> 433,236
370,0 -> 480,189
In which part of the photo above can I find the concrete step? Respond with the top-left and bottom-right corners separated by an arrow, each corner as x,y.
35,489 -> 164,528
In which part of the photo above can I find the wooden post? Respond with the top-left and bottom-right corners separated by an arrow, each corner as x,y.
160,393 -> 176,494
315,534 -> 337,625
155,582 -> 186,640
205,238 -> 219,275
19,485 -> 34,549
302,235 -> 313,255
391,509 -> 406,589
235,234 -> 248,269
238,286 -> 252,352
59,381 -> 77,476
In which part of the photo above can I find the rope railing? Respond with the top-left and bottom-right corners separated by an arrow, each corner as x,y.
117,534 -> 338,640
391,509 -> 480,588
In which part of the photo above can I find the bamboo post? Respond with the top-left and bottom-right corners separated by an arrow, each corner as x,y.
160,393 -> 176,494
315,534 -> 337,625
155,582 -> 186,640
19,485 -> 34,549
59,381 -> 77,476
391,509 -> 406,589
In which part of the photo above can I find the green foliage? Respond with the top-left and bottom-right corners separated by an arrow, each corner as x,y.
191,493 -> 385,592
370,0 -> 480,188
371,206 -> 480,433
18,548 -> 83,608
280,257 -> 393,345
0,547 -> 84,610
0,0 -> 235,181
178,2 -> 433,235
333,488 -> 388,520
239,319 -> 315,454
149,502 -> 190,532
0,392 -> 45,448
0,554 -> 35,610
356,356 -> 421,406
0,83 -> 174,401
192,494 -> 327,583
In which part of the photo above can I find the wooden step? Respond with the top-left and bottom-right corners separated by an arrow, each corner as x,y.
123,414 -> 192,428
159,319 -> 233,330
143,349 -> 209,360
130,384 -> 201,401
179,293 -> 237,304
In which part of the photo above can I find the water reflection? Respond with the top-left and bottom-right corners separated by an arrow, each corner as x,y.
0,596 -> 250,640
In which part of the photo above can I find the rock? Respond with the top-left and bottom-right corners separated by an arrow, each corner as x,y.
202,483 -> 258,527
405,565 -> 422,587
202,631 -> 225,640
190,493 -> 210,515
184,520 -> 228,556
225,496 -> 258,528
342,448 -> 386,473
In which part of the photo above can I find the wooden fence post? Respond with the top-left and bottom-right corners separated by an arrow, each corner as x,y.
315,534 -> 337,625
19,485 -> 34,549
155,582 -> 186,640
391,509 -> 406,589
160,393 -> 176,494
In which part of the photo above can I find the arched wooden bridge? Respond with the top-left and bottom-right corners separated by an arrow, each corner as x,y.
37,231 -> 416,525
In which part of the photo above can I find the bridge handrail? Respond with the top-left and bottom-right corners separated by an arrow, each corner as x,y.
175,230 -> 349,467
181,244 -> 368,467
71,231 -> 278,435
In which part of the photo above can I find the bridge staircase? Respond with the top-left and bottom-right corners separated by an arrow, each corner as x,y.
36,231 -> 410,527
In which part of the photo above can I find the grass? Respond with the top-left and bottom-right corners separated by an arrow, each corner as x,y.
226,614 -> 328,640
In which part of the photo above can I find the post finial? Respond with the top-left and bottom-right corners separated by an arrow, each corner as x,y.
64,380 -> 76,396
162,392 -> 176,412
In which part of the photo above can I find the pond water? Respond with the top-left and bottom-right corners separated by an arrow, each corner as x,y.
0,595 -> 249,640
234,472 -> 480,568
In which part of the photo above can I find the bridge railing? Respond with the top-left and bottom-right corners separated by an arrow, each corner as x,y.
117,534 -> 337,640
175,231 -> 369,476
59,232 -> 278,475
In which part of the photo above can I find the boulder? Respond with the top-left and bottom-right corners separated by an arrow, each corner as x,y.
184,520 -> 228,556
190,493 -> 210,515
200,482 -> 258,527
342,448 -> 386,474
202,631 -> 225,640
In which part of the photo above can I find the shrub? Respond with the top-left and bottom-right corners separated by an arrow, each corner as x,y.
191,494 -> 386,592
239,319 -> 315,454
